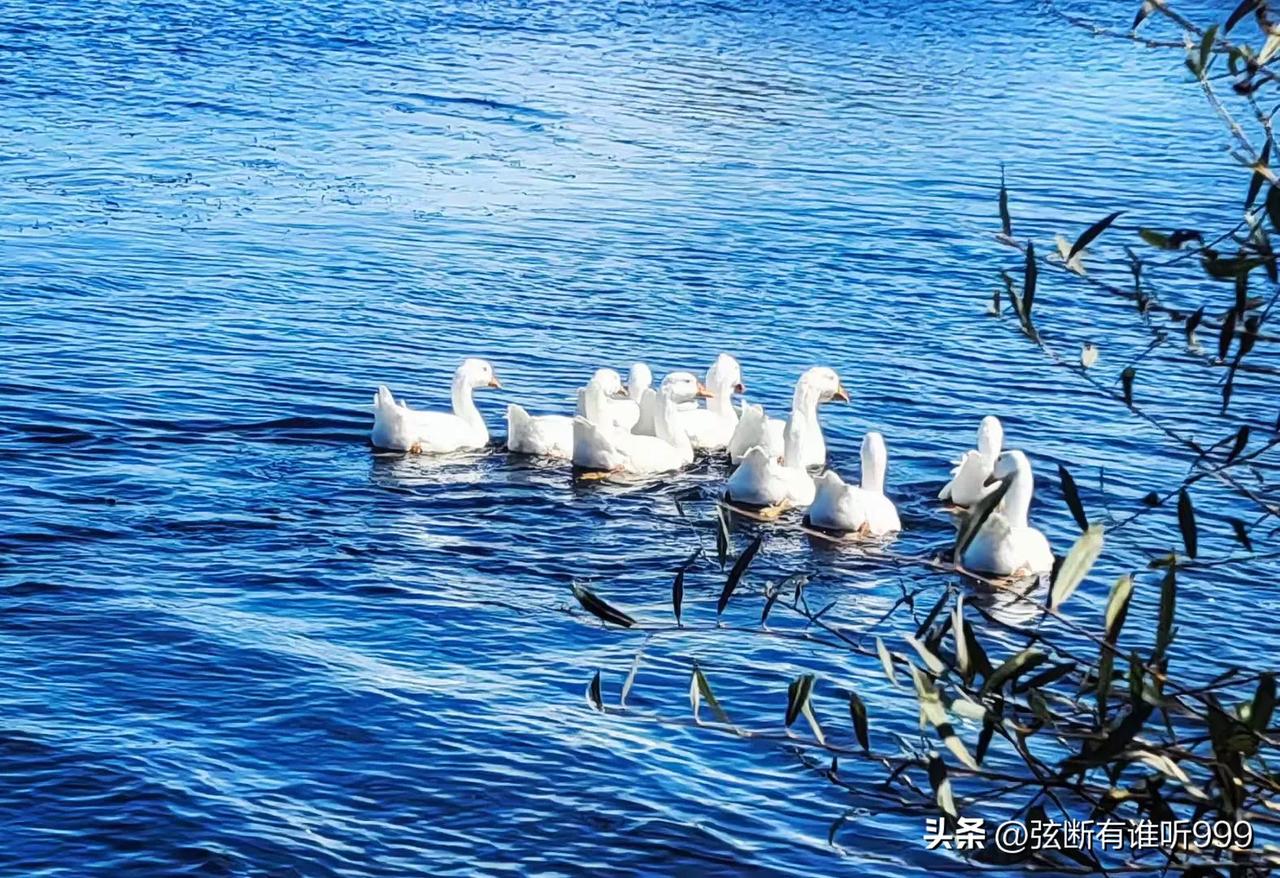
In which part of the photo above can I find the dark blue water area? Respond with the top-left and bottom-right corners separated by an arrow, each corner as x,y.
2,0 -> 1278,875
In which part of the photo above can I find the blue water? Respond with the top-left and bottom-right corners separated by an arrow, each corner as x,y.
3,0 -> 1278,875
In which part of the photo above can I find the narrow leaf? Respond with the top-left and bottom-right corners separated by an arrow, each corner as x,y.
1249,673 -> 1276,732
588,670 -> 603,710
1070,211 -> 1122,261
672,567 -> 685,626
1226,0 -> 1260,33
1218,308 -> 1238,362
694,664 -> 729,724
955,477 -> 1012,559
572,582 -> 637,628
1228,517 -> 1253,551
876,636 -> 900,689
1058,464 -> 1089,532
620,653 -> 641,707
1023,241 -> 1037,326
786,673 -> 816,727
982,648 -> 1048,695
1185,306 -> 1205,345
998,165 -> 1012,237
1225,425 -> 1250,464
1177,489 -> 1198,559
1050,524 -> 1105,609
1121,366 -> 1136,406
1156,566 -> 1178,657
717,534 -> 762,617
1105,574 -> 1134,643
849,692 -> 869,752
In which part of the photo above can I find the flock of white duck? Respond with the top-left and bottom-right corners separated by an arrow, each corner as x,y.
370,356 -> 1056,578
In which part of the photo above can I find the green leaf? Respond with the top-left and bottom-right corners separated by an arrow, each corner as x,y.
876,636 -> 900,688
1133,0 -> 1156,31
1097,649 -> 1116,720
906,635 -> 948,676
1064,701 -> 1154,770
1139,228 -> 1172,249
1050,524 -> 1104,609
620,652 -> 641,707
693,664 -> 730,724
1022,241 -> 1037,328
714,507 -> 729,570
1225,425 -> 1250,464
1121,366 -> 1136,406
1104,574 -> 1133,643
927,753 -> 957,818
1218,308 -> 1238,362
1228,517 -> 1253,551
1226,0 -> 1260,33
848,692 -> 869,752
1248,138 -> 1272,209
1057,464 -> 1089,532
1070,211 -> 1123,261
1177,489 -> 1198,559
717,534 -> 762,617
999,165 -> 1012,237
786,673 -> 816,727
672,567 -> 685,626
982,648 -> 1048,695
1249,673 -> 1276,732
910,665 -> 977,769
572,582 -> 637,628
914,590 -> 950,640
588,670 -> 603,710
1155,566 -> 1178,658
951,597 -> 970,679
1185,306 -> 1205,344
955,477 -> 1013,559
1267,183 -> 1280,231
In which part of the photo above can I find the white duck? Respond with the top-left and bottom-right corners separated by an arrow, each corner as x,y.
960,450 -> 1054,576
939,415 -> 1003,508
573,367 -> 631,426
573,383 -> 694,476
807,432 -> 901,536
728,366 -> 849,467
507,367 -> 637,460
724,394 -> 817,509
636,371 -> 708,436
371,358 -> 501,453
678,353 -> 744,450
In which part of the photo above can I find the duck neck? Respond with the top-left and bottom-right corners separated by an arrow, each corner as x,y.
1004,462 -> 1033,528
861,443 -> 885,494
708,374 -> 736,416
655,395 -> 693,455
451,375 -> 486,440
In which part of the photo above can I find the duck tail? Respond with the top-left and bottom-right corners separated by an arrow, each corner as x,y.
374,385 -> 398,412
507,403 -> 531,435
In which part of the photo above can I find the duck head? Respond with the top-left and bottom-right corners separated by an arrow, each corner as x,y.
799,366 -> 849,404
662,371 -> 712,402
457,358 -> 501,389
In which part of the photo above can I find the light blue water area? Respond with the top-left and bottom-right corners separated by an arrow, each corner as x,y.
2,1 -> 1277,875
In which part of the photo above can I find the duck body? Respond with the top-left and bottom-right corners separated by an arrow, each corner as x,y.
678,353 -> 743,450
371,358 -> 500,453
960,449 -> 1053,576
727,366 -> 848,467
940,416 -> 1003,507
506,407 -> 573,459
807,432 -> 900,536
725,404 -> 815,508
636,371 -> 707,437
573,382 -> 694,475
